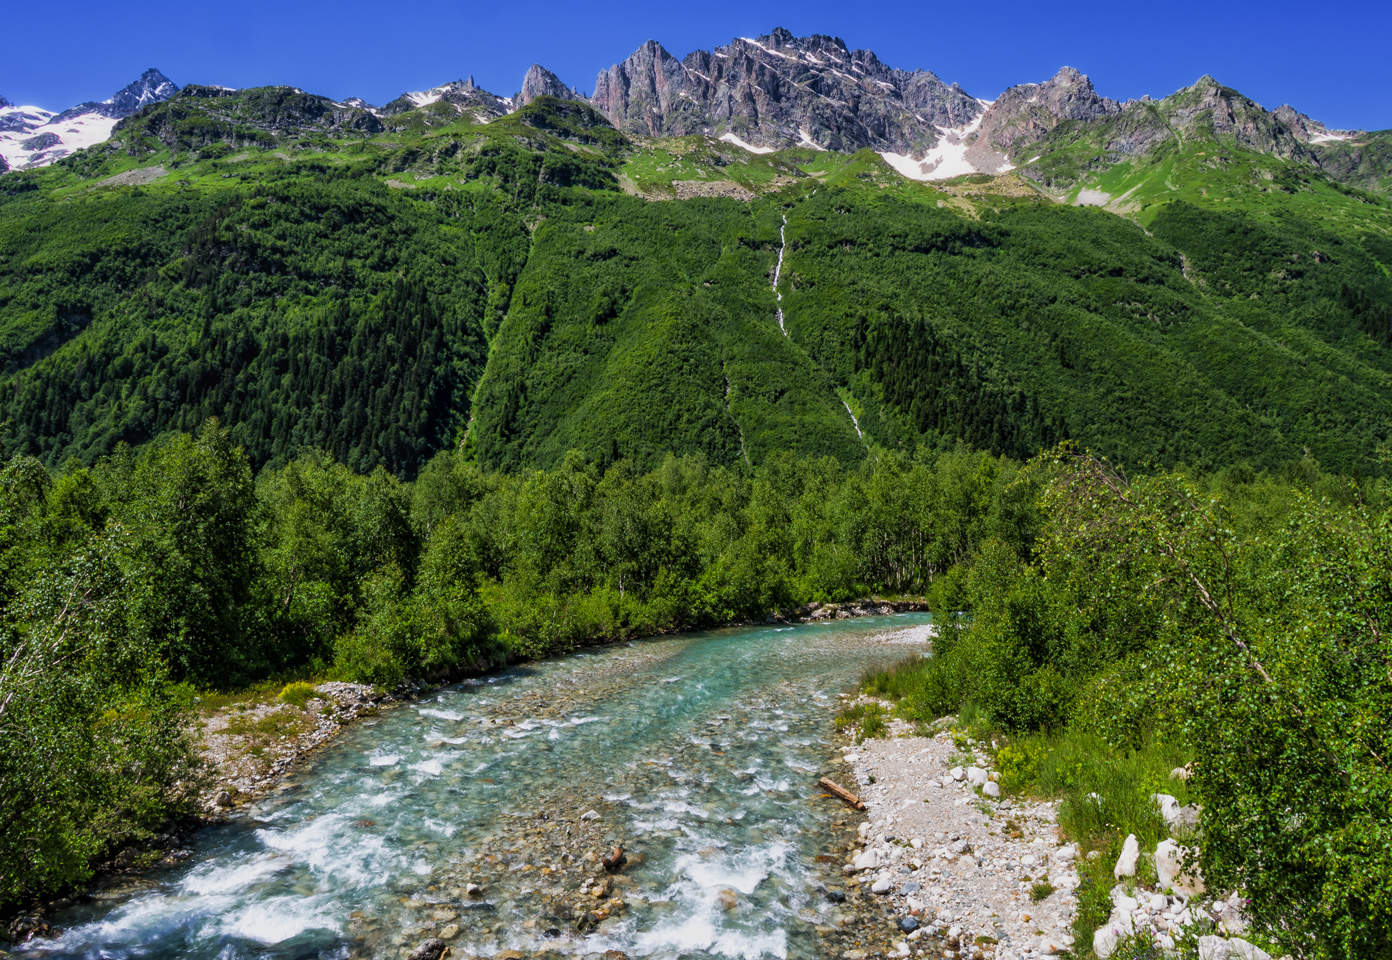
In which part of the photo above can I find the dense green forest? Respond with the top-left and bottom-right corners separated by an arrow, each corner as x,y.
2,97 -> 1391,477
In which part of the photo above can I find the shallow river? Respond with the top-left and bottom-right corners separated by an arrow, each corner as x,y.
23,614 -> 933,960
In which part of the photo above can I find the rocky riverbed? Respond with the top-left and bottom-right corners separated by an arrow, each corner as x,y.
838,705 -> 1079,959
838,703 -> 1289,960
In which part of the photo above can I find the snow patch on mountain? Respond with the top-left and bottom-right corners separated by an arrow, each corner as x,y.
1,69 -> 177,172
719,132 -> 777,154
878,112 -> 1006,182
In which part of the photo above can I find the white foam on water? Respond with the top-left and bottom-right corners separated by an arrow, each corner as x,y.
411,757 -> 445,776
418,707 -> 465,721
628,906 -> 789,959
676,841 -> 790,895
180,855 -> 284,896
215,894 -> 340,944
367,752 -> 400,767
423,817 -> 458,837
256,816 -> 391,887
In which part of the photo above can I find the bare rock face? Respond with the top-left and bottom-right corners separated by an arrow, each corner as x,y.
518,64 -> 579,106
976,66 -> 1121,156
591,27 -> 982,155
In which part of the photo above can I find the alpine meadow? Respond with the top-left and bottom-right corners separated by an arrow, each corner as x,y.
1,24 -> 1391,960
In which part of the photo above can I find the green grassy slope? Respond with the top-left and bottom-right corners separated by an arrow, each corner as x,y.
0,93 -> 1390,475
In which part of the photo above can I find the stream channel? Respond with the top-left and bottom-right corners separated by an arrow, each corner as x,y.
21,614 -> 935,960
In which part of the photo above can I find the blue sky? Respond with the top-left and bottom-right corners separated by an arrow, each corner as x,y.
6,0 -> 1389,130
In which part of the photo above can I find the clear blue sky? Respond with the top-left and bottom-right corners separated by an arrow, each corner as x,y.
5,0 -> 1389,130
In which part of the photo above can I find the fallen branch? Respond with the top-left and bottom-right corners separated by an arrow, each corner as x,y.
818,777 -> 866,810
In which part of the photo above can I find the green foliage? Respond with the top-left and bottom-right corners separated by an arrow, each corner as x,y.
868,448 -> 1392,957
276,681 -> 317,707
833,701 -> 888,743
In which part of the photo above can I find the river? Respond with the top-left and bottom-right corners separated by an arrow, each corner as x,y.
20,614 -> 934,960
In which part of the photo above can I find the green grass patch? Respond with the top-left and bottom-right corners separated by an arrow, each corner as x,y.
276,681 -> 320,708
834,701 -> 889,742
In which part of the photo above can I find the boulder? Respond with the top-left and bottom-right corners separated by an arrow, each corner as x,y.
1153,793 -> 1181,825
1155,839 -> 1205,896
1092,907 -> 1136,959
1198,936 -> 1270,960
1114,834 -> 1139,879
405,939 -> 447,960
983,781 -> 1001,798
949,766 -> 966,782
966,766 -> 989,786
852,849 -> 880,872
1217,896 -> 1250,935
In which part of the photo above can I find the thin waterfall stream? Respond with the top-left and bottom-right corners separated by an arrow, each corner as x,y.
773,215 -> 788,336
20,615 -> 934,960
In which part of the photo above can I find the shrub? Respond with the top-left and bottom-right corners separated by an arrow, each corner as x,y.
276,681 -> 318,708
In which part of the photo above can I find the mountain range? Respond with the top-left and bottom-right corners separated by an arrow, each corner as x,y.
2,30 -> 1385,192
0,29 -> 1390,481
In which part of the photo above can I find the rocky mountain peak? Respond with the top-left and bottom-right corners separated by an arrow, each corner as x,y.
381,78 -> 511,118
53,68 -> 179,123
518,64 -> 577,107
0,95 -> 10,109
591,28 -> 984,156
973,64 -> 1119,157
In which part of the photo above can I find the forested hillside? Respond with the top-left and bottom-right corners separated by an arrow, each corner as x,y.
1,94 -> 1390,476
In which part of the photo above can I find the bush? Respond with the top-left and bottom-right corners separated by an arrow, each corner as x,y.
276,681 -> 318,707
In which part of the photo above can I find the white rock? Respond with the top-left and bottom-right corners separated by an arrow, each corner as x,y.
1114,834 -> 1140,879
949,766 -> 966,782
1198,935 -> 1232,959
1171,765 -> 1193,781
580,809 -> 600,821
1155,839 -> 1205,896
910,837 -> 923,849
966,766 -> 989,786
1092,907 -> 1136,959
1147,892 -> 1168,911
1153,793 -> 1181,825
983,781 -> 1001,798
1055,843 -> 1077,863
852,849 -> 880,872
1228,939 -> 1272,960
1218,897 -> 1250,935
871,874 -> 892,894
858,821 -> 872,839
1110,885 -> 1139,914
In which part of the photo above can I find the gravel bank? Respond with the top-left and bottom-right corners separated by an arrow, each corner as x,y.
839,708 -> 1079,960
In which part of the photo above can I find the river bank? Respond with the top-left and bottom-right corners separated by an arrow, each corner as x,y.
836,702 -> 1079,959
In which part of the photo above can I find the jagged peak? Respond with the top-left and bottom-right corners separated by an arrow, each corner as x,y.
519,64 -> 577,107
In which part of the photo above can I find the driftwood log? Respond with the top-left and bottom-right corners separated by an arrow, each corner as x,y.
818,777 -> 866,810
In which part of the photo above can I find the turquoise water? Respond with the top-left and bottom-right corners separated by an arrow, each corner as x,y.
21,614 -> 933,960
